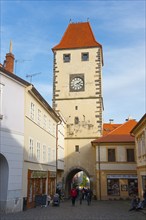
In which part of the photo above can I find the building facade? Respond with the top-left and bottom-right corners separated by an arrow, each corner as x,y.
131,114 -> 146,200
0,63 -> 29,213
92,119 -> 138,200
52,22 -> 103,195
23,86 -> 60,209
0,48 -> 61,212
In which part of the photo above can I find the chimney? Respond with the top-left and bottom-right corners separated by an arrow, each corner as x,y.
4,41 -> 15,73
109,119 -> 114,124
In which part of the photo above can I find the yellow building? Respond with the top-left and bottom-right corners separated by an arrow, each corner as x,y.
131,114 -> 146,200
92,119 -> 138,200
52,22 -> 103,195
23,85 -> 61,209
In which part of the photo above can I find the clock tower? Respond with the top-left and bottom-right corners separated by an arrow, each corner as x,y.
52,22 -> 103,193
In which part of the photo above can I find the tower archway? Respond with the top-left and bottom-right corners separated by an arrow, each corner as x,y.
64,166 -> 91,198
0,154 -> 9,212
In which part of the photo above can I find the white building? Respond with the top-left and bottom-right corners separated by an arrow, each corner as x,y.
0,48 -> 61,212
0,65 -> 29,213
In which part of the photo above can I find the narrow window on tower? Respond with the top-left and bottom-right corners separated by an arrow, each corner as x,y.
75,145 -> 79,152
74,117 -> 79,124
75,106 -> 78,110
63,54 -> 70,62
81,52 -> 89,61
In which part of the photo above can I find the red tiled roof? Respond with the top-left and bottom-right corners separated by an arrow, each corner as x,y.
92,120 -> 137,143
52,22 -> 102,50
103,123 -> 121,136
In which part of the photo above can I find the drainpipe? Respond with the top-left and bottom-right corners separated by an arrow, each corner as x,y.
56,119 -> 61,191
56,123 -> 58,190
98,143 -> 101,200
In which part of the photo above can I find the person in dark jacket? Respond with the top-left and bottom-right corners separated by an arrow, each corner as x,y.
129,195 -> 140,211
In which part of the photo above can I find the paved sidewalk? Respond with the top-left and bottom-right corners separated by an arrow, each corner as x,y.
1,199 -> 146,220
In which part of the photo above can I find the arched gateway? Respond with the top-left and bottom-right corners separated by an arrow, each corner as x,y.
0,154 -> 9,212
64,166 -> 91,197
52,22 -> 103,199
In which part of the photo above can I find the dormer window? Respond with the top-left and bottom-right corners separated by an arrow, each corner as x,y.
63,54 -> 70,62
81,52 -> 89,61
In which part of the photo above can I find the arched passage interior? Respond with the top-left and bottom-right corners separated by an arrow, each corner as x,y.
64,167 -> 91,198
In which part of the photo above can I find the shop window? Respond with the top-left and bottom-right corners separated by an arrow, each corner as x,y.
107,179 -> 120,196
128,179 -> 138,196
63,54 -> 70,62
127,149 -> 135,162
108,149 -> 115,162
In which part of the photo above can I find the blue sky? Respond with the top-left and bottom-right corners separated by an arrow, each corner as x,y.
1,0 -> 145,123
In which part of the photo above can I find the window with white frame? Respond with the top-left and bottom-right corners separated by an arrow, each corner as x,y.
48,146 -> 51,163
48,119 -> 51,133
30,102 -> 35,120
29,138 -> 34,159
43,115 -> 47,129
36,142 -> 41,161
37,109 -> 41,125
43,145 -> 46,162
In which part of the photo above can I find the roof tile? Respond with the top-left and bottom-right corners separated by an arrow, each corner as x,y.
92,120 -> 137,143
52,22 -> 102,50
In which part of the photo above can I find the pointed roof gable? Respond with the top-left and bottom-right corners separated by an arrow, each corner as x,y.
52,22 -> 102,50
92,120 -> 137,144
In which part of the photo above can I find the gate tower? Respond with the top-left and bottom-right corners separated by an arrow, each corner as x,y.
52,22 -> 104,195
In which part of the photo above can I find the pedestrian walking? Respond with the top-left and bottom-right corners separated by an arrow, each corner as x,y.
70,187 -> 77,206
79,188 -> 83,204
86,188 -> 93,206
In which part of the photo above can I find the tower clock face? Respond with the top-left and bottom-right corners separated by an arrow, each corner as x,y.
70,77 -> 84,91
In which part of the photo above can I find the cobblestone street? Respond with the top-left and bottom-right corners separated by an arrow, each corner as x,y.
1,199 -> 146,220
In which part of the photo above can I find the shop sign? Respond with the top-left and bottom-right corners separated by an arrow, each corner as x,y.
107,174 -> 137,179
31,171 -> 47,179
49,171 -> 56,178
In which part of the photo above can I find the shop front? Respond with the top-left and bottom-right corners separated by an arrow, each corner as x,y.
27,170 -> 47,209
106,174 -> 138,199
26,170 -> 57,209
